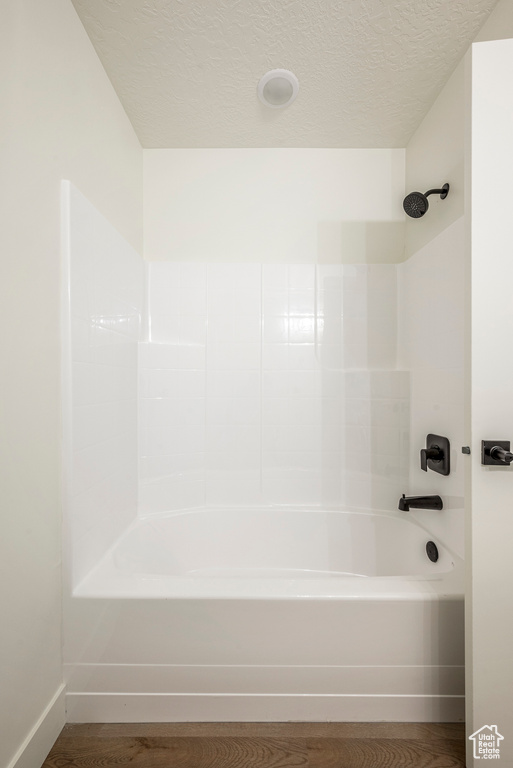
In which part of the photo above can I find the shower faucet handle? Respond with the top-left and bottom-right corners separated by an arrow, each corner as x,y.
491,446 -> 513,463
420,434 -> 450,475
481,440 -> 513,465
420,445 -> 443,472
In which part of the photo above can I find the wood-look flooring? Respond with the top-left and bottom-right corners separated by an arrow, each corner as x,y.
42,722 -> 466,767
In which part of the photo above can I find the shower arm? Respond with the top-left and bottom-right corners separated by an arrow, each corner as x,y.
425,188 -> 447,198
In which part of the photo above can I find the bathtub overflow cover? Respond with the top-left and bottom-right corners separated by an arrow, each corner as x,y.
426,541 -> 439,563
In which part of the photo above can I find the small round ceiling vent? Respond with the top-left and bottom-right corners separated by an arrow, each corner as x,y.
257,69 -> 299,109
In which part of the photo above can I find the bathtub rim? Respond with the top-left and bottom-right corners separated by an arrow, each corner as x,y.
72,504 -> 464,600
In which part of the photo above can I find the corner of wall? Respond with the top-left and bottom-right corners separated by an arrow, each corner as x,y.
7,685 -> 66,768
404,60 -> 466,260
474,0 -> 513,43
400,54 -> 468,559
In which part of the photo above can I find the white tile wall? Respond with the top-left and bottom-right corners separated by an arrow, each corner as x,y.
340,371 -> 410,510
65,184 -> 143,587
141,262 -> 409,513
138,340 -> 207,513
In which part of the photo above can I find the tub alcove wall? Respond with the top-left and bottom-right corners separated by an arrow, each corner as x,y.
63,145 -> 465,722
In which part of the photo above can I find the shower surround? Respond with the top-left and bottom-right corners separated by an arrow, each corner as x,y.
63,183 -> 143,588
62,167 -> 463,722
140,260 -> 408,515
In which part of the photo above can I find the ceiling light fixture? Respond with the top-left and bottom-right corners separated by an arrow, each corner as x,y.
257,69 -> 299,109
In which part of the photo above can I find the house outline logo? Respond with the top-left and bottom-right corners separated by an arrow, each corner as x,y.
469,725 -> 504,759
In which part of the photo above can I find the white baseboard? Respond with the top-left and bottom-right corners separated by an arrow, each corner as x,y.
66,692 -> 464,723
7,685 -> 66,768
65,663 -> 465,723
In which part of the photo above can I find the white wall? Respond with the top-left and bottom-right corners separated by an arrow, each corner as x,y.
0,2 -> 142,766
402,21 -> 470,561
404,62 -> 466,260
144,149 -> 406,263
404,0 -> 513,261
469,37 -> 513,768
401,27 -> 469,757
397,220 -> 466,558
403,1 -> 513,758
63,183 -> 143,588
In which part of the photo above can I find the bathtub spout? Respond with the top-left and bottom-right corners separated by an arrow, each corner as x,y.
398,494 -> 443,511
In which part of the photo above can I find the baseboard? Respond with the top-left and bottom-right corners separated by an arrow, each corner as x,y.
7,685 -> 66,768
65,663 -> 465,723
66,692 -> 464,723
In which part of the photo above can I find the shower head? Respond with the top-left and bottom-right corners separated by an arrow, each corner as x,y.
403,191 -> 429,218
403,183 -> 449,218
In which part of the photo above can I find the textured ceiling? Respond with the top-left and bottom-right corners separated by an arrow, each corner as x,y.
71,0 -> 498,148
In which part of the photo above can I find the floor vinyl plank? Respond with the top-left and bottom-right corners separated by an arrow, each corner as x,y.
306,737 -> 466,768
60,721 -> 465,740
42,723 -> 466,768
43,736 -> 308,768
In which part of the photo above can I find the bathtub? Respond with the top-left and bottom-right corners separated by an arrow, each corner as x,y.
74,507 -> 462,599
65,507 -> 464,723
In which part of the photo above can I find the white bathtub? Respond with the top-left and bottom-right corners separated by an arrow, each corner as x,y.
74,507 -> 463,599
65,507 -> 464,723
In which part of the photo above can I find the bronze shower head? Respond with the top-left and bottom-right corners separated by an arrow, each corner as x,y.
403,183 -> 449,218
